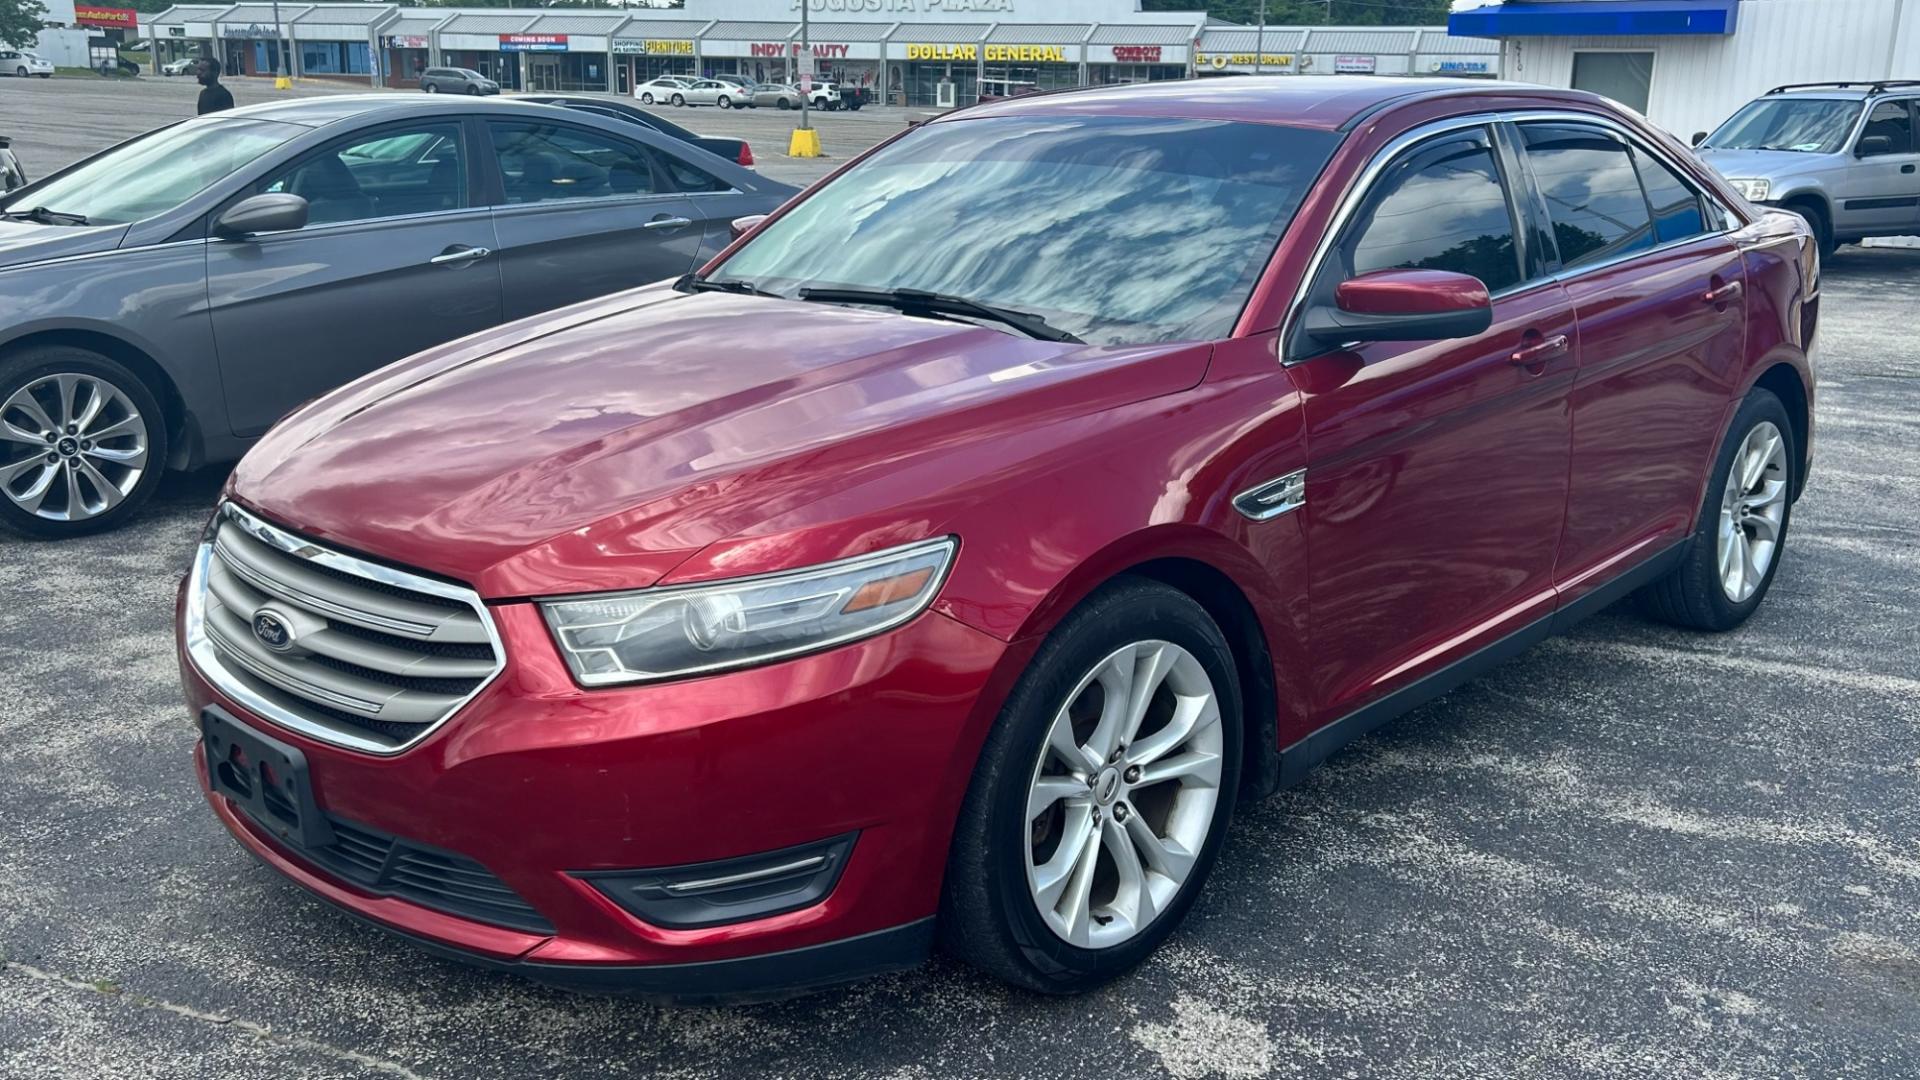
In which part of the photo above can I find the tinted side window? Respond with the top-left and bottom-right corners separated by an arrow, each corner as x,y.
653,149 -> 726,193
262,122 -> 465,225
487,121 -> 661,203
1521,125 -> 1654,270
1345,132 -> 1522,293
1860,101 -> 1915,154
1632,148 -> 1708,244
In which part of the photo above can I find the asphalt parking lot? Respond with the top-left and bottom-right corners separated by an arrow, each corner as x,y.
3,75 -> 1920,1080
0,74 -> 907,189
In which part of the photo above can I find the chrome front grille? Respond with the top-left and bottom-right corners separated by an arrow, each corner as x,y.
185,503 -> 505,754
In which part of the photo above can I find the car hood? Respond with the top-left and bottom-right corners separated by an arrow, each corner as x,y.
231,285 -> 1211,598
1696,147 -> 1833,183
0,220 -> 129,270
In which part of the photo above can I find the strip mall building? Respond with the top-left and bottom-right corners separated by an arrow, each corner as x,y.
143,0 -> 1501,105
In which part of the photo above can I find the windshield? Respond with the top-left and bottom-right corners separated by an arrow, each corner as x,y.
4,116 -> 303,226
711,114 -> 1337,345
1704,98 -> 1862,153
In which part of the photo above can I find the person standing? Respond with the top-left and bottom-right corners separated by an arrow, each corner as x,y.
196,57 -> 235,115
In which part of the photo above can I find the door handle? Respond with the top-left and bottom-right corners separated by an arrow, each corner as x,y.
1509,333 -> 1569,371
1903,164 -> 1916,174
643,216 -> 694,231
428,245 -> 491,266
1703,279 -> 1743,306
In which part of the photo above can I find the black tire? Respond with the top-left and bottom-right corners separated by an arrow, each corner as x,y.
0,346 -> 169,540
16,67 -> 28,78
670,93 -> 685,107
422,83 -> 437,94
1787,198 -> 1835,260
1638,388 -> 1797,631
939,577 -> 1244,993
466,85 -> 481,96
640,92 -> 653,104
777,97 -> 791,110
717,95 -> 732,109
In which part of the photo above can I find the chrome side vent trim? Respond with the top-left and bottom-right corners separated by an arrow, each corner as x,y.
1234,469 -> 1307,522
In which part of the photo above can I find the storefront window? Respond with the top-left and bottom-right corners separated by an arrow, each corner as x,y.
980,62 -> 1078,98
904,63 -> 977,107
1571,51 -> 1653,115
1089,64 -> 1185,86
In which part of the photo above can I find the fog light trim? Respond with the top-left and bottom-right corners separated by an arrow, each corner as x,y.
578,833 -> 857,930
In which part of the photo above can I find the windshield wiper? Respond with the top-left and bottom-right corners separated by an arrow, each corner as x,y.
797,287 -> 1082,343
674,274 -> 778,298
1,205 -> 89,226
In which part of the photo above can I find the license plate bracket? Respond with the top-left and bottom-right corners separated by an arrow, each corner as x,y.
201,706 -> 335,851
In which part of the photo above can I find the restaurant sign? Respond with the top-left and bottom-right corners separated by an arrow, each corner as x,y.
386,35 -> 429,49
1197,52 -> 1293,70
1334,54 -> 1377,73
500,34 -> 569,53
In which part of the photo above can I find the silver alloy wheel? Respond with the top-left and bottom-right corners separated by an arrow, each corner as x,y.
1024,640 -> 1223,949
1717,419 -> 1789,603
0,372 -> 149,522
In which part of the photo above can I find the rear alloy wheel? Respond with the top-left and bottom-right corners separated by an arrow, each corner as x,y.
1639,388 -> 1796,631
640,92 -> 654,104
671,93 -> 685,107
0,348 -> 167,538
423,83 -> 437,93
717,94 -> 732,109
941,578 -> 1241,993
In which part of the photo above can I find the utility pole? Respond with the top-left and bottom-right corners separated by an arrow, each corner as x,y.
1254,0 -> 1265,75
798,0 -> 811,133
270,0 -> 286,84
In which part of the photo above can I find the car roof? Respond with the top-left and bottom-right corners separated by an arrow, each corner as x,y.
950,76 -> 1595,132
217,94 -> 536,126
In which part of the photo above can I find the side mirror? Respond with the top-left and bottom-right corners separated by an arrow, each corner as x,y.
1690,131 -> 1708,147
1303,268 -> 1493,346
729,214 -> 768,240
213,193 -> 308,238
1855,134 -> 1894,157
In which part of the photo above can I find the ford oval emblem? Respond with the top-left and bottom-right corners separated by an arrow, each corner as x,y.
252,610 -> 293,653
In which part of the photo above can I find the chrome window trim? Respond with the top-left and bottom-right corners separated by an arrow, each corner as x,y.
1281,108 -> 1739,367
184,502 -> 507,757
228,204 -> 495,239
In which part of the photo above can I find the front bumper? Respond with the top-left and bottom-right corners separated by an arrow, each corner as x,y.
180,580 -> 1015,997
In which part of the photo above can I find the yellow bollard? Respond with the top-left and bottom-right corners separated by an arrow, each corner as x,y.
788,127 -> 822,158
274,75 -> 292,90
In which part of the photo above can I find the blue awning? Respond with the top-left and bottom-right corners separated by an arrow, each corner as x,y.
1448,1 -> 1738,38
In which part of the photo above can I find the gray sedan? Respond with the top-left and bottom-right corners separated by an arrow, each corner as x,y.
0,95 -> 794,537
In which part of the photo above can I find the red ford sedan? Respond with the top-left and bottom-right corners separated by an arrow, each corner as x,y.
178,78 -> 1818,999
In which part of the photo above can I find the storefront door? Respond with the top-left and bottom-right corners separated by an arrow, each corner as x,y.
528,55 -> 561,92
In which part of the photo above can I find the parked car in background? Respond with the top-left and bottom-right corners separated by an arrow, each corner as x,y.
654,78 -> 747,109
0,136 -> 25,191
517,94 -> 758,168
161,56 -> 199,76
1,51 -> 54,78
634,75 -> 693,105
752,81 -> 840,110
419,67 -> 498,95
1697,79 -> 1920,256
180,78 -> 1817,1000
0,95 -> 789,537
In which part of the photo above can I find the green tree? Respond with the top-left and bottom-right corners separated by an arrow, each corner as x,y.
1145,0 -> 1451,26
0,0 -> 47,51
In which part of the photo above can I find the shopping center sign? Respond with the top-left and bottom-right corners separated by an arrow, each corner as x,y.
612,38 -> 695,55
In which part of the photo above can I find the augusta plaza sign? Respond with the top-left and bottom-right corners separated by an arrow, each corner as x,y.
788,0 -> 1018,10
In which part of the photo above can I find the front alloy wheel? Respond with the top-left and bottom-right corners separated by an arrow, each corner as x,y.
0,348 -> 167,538
941,577 -> 1242,993
1025,641 -> 1224,949
1716,420 -> 1788,604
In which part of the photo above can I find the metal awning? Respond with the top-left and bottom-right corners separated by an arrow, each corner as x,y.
986,24 -> 1089,44
1088,24 -> 1201,46
1448,0 -> 1738,37
149,5 -> 236,26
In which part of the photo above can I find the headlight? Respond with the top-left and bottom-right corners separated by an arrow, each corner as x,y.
1727,178 -> 1771,202
541,537 -> 957,686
